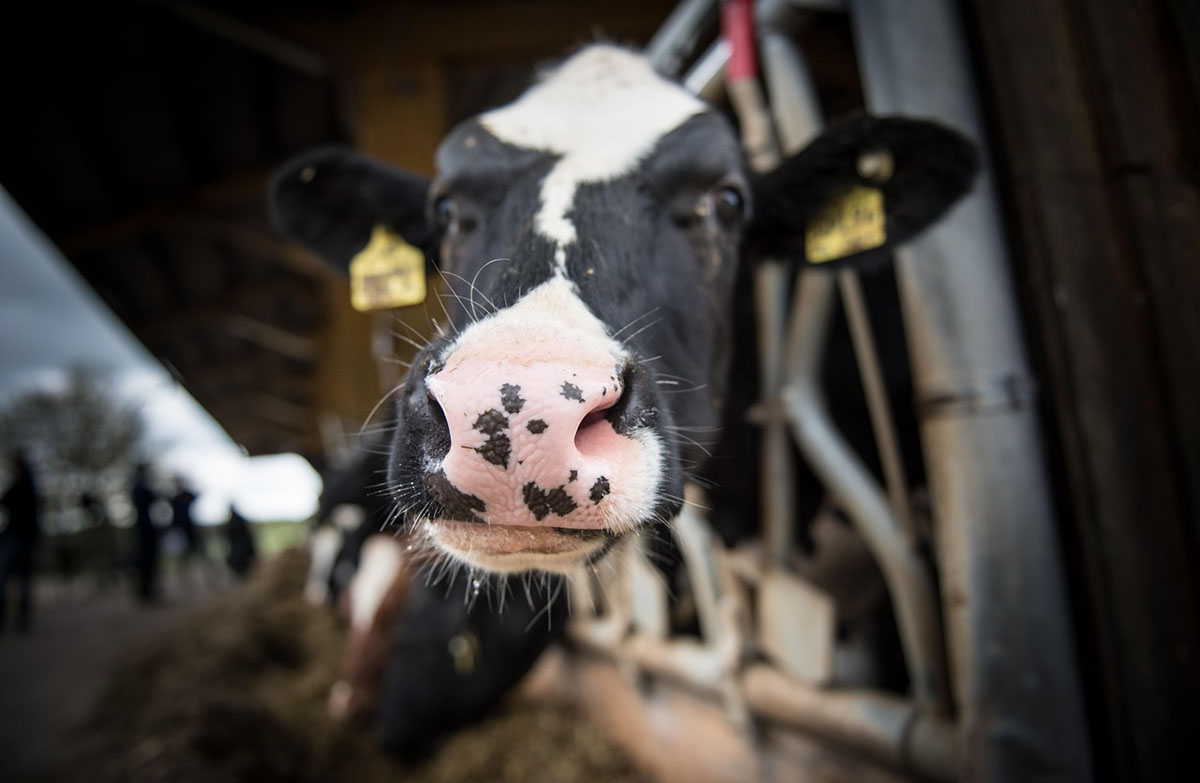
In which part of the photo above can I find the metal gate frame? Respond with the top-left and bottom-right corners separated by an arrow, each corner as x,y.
567,2 -> 1094,781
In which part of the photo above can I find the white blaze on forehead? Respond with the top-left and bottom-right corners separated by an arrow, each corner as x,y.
442,276 -> 624,368
481,45 -> 705,256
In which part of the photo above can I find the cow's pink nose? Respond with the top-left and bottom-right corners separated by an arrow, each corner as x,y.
426,358 -> 637,528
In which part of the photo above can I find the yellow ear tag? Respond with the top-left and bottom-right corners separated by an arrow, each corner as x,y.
349,225 -> 427,311
804,185 -> 887,264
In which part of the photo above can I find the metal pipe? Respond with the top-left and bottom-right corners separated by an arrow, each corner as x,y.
759,28 -> 822,152
753,263 -> 799,567
761,22 -> 914,540
646,0 -> 719,75
837,271 -> 917,540
849,0 -> 1094,779
682,39 -> 730,101
568,627 -> 959,783
783,271 -> 949,713
759,25 -> 950,714
744,665 -> 959,783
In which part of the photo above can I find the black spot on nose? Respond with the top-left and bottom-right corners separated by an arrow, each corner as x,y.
560,382 -> 584,403
589,476 -> 611,504
523,481 -> 578,521
426,470 -> 486,523
474,409 -> 507,434
526,419 -> 548,434
472,409 -> 511,467
500,383 -> 525,414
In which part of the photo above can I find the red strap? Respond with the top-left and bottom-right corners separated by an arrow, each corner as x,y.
721,0 -> 758,82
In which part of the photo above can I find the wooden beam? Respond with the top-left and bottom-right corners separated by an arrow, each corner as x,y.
61,211 -> 334,281
136,276 -> 318,336
221,314 -> 319,361
180,353 -> 314,387
54,169 -> 276,253
271,0 -> 676,66
965,1 -> 1200,779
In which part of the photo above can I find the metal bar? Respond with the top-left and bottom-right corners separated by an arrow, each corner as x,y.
744,665 -> 959,783
753,263 -> 798,567
783,270 -> 949,713
682,39 -> 730,100
759,28 -> 822,151
646,0 -> 719,75
849,0 -> 1095,780
569,624 -> 959,783
837,271 -> 916,539
759,25 -> 950,713
762,22 -> 914,540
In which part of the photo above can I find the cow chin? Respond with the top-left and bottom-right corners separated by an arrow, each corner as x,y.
422,519 -> 620,574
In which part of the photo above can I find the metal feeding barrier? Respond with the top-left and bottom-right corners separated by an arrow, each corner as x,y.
565,1 -> 1093,781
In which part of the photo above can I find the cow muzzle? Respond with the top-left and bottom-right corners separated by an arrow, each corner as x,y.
403,348 -> 673,572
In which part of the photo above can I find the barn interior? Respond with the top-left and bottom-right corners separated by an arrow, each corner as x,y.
2,1 -> 1195,782
2,0 -> 700,465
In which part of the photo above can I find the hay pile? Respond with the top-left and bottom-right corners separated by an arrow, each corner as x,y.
53,550 -> 644,783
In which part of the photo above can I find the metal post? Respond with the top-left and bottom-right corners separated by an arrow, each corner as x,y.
760,26 -> 950,715
849,1 -> 1094,780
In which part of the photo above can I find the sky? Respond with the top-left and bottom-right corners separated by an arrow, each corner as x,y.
0,186 -> 321,524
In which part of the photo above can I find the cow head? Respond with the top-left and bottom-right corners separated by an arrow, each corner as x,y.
271,45 -> 977,576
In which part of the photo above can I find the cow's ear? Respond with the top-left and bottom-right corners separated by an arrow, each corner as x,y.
269,145 -> 435,273
746,114 -> 979,269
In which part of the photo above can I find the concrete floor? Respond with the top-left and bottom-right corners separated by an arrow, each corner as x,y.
0,574 -> 223,782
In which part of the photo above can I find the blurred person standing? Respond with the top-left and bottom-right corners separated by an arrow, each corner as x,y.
130,463 -> 161,603
170,480 -> 200,559
169,478 -> 218,593
0,449 -> 42,634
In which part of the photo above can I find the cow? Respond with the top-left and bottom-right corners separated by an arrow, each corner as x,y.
271,44 -> 976,584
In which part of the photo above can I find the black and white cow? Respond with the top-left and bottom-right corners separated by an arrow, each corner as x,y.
272,44 -> 976,580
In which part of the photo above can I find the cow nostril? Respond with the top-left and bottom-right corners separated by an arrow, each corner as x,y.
426,390 -> 449,435
574,399 -> 617,456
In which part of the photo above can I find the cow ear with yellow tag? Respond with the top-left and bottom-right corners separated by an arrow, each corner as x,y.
349,225 -> 427,311
747,114 -> 979,270
269,145 -> 437,291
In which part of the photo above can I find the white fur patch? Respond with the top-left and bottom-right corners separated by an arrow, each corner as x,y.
481,45 -> 704,263
442,275 -> 626,368
304,526 -> 342,605
348,537 -> 405,631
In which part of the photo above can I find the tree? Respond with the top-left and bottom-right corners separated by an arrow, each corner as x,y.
0,366 -> 144,532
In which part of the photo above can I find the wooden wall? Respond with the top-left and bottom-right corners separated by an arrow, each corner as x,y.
964,1 -> 1200,779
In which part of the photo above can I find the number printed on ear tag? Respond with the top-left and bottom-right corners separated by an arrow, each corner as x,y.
804,185 -> 887,264
349,225 -> 427,311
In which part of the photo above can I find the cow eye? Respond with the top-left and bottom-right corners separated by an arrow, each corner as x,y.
714,186 -> 746,224
433,195 -> 457,233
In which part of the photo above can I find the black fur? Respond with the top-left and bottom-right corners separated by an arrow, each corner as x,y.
376,574 -> 567,760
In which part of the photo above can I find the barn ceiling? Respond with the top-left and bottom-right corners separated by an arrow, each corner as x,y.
0,0 -> 676,464
1,2 -> 347,459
